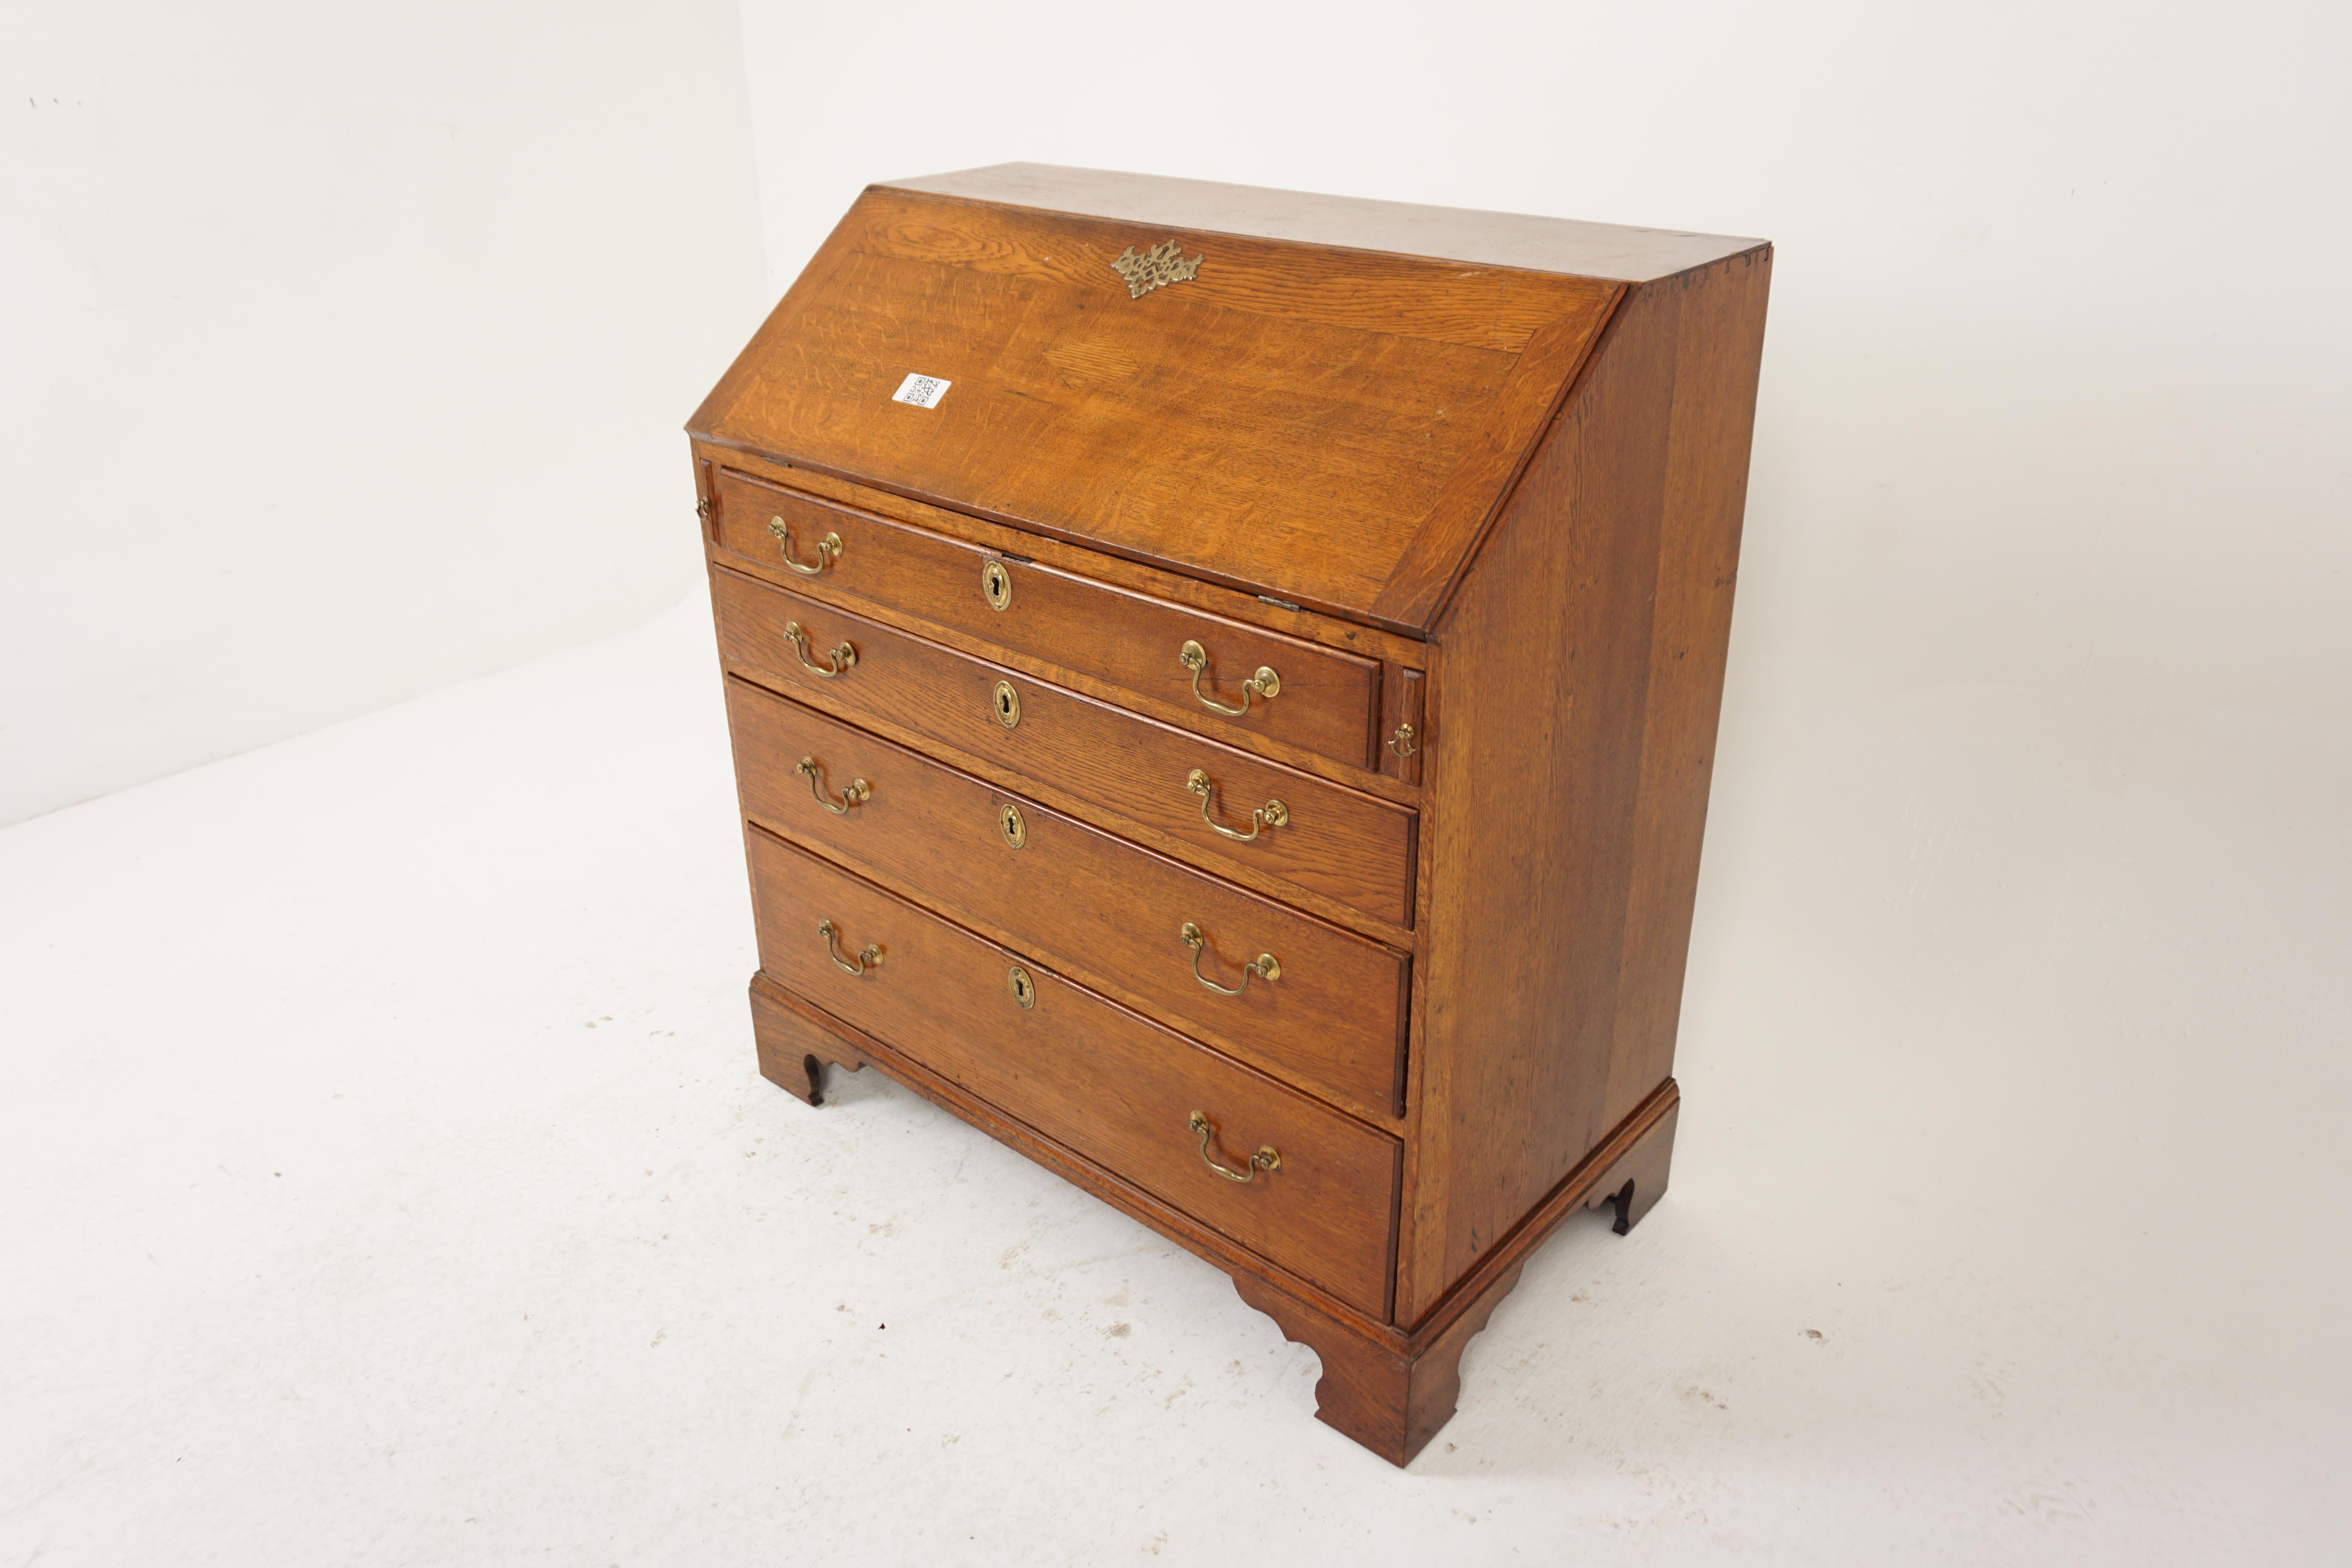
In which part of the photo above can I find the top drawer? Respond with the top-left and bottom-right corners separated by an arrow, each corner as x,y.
710,468 -> 1383,770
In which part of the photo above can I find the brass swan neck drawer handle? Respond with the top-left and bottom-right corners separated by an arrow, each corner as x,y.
1179,921 -> 1279,995
1189,1111 -> 1280,1183
1177,640 -> 1280,717
817,917 -> 880,975
768,515 -> 842,575
1186,769 -> 1288,841
782,621 -> 857,678
796,756 -> 870,814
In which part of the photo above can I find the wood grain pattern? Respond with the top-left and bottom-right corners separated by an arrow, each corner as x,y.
692,189 -> 1621,629
845,192 -> 1589,353
1598,253 -> 1773,1137
711,467 -> 1384,768
697,439 -> 1432,672
749,976 -> 865,1105
884,163 -> 1766,283
712,566 -> 1417,926
1234,1259 -> 1523,1468
1235,1077 -> 1677,1464
744,829 -> 1400,1316
1402,251 -> 1768,1321
749,920 -> 1677,1465
1377,664 -> 1425,787
749,970 -> 1394,1332
727,677 -> 1408,1118
1404,284 -> 1675,1315
695,167 -> 1770,1465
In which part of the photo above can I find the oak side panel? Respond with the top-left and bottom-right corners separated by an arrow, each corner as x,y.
1404,281 -> 1686,1319
1599,250 -> 1773,1132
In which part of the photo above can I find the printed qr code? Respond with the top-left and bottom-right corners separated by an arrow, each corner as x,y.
892,372 -> 951,408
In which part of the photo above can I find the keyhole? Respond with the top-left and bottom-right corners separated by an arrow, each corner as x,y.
1007,965 -> 1035,1008
992,680 -> 1021,729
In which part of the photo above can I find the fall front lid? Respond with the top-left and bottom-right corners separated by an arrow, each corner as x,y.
690,167 -> 1746,632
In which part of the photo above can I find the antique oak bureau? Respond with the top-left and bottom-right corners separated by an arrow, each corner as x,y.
687,164 -> 1769,1465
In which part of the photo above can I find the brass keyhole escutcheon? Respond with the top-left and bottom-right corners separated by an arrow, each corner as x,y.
1007,964 -> 1036,1009
993,679 -> 1021,729
981,559 -> 1013,612
997,801 -> 1027,850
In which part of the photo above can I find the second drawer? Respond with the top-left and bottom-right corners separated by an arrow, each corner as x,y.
726,677 -> 1409,1117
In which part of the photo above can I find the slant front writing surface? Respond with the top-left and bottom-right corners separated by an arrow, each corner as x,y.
693,190 -> 1623,628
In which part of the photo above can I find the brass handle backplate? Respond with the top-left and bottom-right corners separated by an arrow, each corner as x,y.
1186,768 -> 1287,841
817,917 -> 880,976
1188,1111 -> 1279,1183
1179,921 -> 1279,995
1178,640 -> 1279,717
782,621 -> 857,678
769,516 -> 841,575
797,756 -> 870,814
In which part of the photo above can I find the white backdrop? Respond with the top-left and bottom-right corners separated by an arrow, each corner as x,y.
0,1 -> 766,826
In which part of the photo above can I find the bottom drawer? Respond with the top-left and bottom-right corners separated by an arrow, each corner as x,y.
746,828 -> 1398,1317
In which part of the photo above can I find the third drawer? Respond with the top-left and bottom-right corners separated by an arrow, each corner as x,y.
726,676 -> 1410,1118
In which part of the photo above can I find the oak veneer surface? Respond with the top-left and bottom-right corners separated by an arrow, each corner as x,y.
710,567 -> 1418,928
725,677 -> 1409,1118
692,164 -> 1770,1465
746,829 -> 1399,1316
886,163 -> 1763,283
691,188 -> 1633,630
708,466 -> 1386,768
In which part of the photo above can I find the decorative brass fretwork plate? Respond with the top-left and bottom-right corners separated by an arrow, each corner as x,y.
1109,239 -> 1204,299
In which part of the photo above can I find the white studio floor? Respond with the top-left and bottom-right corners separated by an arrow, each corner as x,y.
4,598 -> 2346,1566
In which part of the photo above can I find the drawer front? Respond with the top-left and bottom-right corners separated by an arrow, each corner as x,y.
747,829 -> 1398,1316
727,678 -> 1408,1115
711,468 -> 1383,769
712,567 -> 1416,927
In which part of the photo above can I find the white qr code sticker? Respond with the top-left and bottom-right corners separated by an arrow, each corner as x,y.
891,372 -> 952,408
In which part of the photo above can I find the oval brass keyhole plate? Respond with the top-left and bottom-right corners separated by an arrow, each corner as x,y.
993,680 -> 1021,729
1007,964 -> 1036,1008
998,801 -> 1027,850
981,560 -> 1013,612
